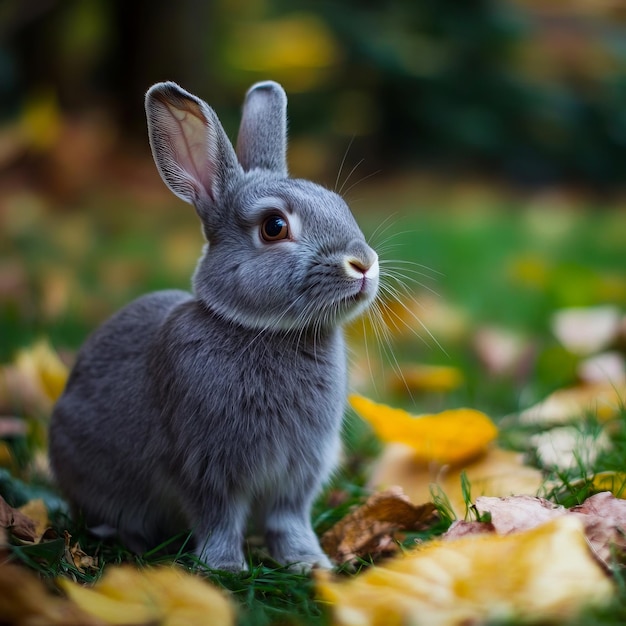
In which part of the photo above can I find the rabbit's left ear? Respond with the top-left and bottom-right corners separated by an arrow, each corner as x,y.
146,81 -> 241,206
236,81 -> 288,175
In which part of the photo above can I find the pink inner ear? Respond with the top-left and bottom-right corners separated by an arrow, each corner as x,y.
151,94 -> 218,203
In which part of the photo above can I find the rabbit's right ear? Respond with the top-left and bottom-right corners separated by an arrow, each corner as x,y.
145,82 -> 241,206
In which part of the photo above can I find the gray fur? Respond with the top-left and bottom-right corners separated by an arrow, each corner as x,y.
49,81 -> 379,572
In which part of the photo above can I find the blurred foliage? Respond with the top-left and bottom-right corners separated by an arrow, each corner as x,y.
2,0 -> 626,184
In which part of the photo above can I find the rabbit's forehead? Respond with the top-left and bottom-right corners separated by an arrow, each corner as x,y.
236,177 -> 351,224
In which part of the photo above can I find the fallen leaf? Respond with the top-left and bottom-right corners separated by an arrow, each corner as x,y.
443,519 -> 495,540
570,492 -> 626,565
0,494 -> 37,542
369,443 -> 544,518
0,563 -> 105,626
472,492 -> 626,569
474,495 -> 567,535
350,395 -> 498,465
578,351 -> 626,385
317,516 -> 614,626
473,326 -> 532,376
515,382 -> 626,427
18,498 -> 53,544
388,364 -> 464,395
64,531 -> 99,573
15,340 -> 68,403
530,426 -> 612,471
551,306 -> 623,356
0,416 -> 28,438
585,471 -> 626,498
320,487 -> 438,565
59,565 -> 235,626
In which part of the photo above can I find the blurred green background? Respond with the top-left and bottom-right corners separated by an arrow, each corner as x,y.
1,0 -> 626,416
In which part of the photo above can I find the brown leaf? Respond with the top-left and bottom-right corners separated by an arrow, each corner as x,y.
570,491 -> 626,565
320,487 -> 438,565
0,494 -> 38,542
64,531 -> 99,573
443,519 -> 495,540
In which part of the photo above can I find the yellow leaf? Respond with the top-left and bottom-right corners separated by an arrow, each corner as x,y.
369,444 -> 544,518
59,565 -> 235,626
562,471 -> 626,499
317,516 -> 614,626
18,499 -> 50,543
15,340 -> 68,403
389,364 -> 464,394
349,394 -> 497,465
0,563 -> 104,626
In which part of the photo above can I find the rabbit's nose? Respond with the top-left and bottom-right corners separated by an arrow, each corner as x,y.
344,250 -> 379,280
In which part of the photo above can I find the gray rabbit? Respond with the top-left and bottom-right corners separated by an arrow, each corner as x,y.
49,80 -> 379,572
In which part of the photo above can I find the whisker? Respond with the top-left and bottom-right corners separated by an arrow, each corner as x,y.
338,158 -> 365,197
335,136 -> 355,193
341,168 -> 382,199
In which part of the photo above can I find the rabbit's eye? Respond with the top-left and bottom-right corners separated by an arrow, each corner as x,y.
261,215 -> 289,242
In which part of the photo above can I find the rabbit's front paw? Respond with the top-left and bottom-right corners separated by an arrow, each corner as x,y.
196,544 -> 248,573
285,552 -> 333,574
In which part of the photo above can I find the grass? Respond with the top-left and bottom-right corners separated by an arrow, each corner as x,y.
2,173 -> 626,624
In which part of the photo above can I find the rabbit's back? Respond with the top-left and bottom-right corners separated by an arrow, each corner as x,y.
49,290 -> 192,537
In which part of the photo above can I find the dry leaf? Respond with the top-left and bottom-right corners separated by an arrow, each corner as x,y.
515,382 -> 626,427
530,426 -> 612,471
471,492 -> 626,568
369,443 -> 544,518
350,395 -> 497,465
443,519 -> 495,540
0,494 -> 38,542
320,488 -> 438,564
474,495 -> 567,535
473,326 -> 531,376
0,416 -> 28,437
578,351 -> 626,385
18,498 -> 54,544
64,531 -> 99,573
15,340 -> 69,403
388,364 -> 464,395
59,565 -> 235,626
0,563 -> 105,626
551,306 -> 622,356
317,516 -> 614,626
586,471 -> 626,498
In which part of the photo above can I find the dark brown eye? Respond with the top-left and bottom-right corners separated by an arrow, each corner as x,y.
261,215 -> 289,242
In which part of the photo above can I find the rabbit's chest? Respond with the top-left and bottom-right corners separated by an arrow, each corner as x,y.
214,332 -> 345,486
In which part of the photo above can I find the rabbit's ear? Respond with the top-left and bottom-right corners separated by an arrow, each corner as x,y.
146,82 -> 241,205
236,81 -> 288,175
